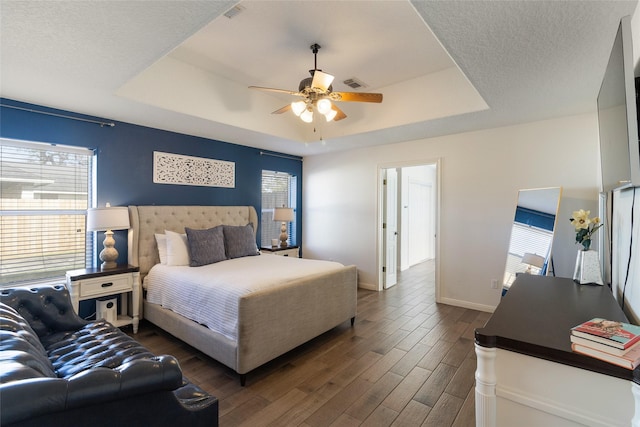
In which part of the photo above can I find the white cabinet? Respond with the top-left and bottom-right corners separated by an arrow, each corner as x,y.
260,246 -> 300,258
66,265 -> 140,333
475,275 -> 640,426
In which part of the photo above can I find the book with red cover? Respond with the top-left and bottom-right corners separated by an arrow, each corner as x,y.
572,342 -> 640,370
571,318 -> 640,350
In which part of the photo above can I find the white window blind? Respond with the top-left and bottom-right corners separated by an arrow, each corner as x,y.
503,223 -> 553,287
0,139 -> 94,286
261,170 -> 297,246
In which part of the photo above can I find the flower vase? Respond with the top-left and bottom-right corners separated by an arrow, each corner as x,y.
573,249 -> 603,285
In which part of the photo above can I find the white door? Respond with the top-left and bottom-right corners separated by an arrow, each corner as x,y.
408,181 -> 432,265
384,168 -> 398,289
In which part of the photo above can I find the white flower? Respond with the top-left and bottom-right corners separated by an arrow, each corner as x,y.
570,209 -> 590,230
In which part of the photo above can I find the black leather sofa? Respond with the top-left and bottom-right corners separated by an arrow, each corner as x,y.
0,284 -> 218,427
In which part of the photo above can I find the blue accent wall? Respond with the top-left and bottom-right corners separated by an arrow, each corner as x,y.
1,98 -> 303,260
514,206 -> 555,231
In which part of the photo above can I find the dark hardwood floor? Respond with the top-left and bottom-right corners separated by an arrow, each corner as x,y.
130,260 -> 490,426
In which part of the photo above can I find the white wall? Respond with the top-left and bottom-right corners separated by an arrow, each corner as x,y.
303,113 -> 600,312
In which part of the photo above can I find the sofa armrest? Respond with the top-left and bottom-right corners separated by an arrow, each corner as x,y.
0,285 -> 88,340
0,378 -> 68,425
2,379 -> 218,427
1,355 -> 183,426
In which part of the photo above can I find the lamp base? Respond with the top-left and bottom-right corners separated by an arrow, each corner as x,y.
99,230 -> 119,270
279,222 -> 289,248
101,260 -> 118,270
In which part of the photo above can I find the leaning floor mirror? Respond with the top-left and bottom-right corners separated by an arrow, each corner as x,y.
503,187 -> 562,290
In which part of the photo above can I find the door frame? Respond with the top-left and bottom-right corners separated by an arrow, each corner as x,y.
376,158 -> 441,299
383,167 -> 399,289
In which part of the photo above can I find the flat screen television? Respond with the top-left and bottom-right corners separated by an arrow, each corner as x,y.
597,15 -> 640,192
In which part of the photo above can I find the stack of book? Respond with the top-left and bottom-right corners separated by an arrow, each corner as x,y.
570,318 -> 640,370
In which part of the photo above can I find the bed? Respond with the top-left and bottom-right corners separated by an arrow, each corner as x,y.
127,205 -> 357,385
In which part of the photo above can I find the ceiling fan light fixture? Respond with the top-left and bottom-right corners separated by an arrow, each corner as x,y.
300,108 -> 313,123
249,42 -> 382,124
291,100 -> 306,116
324,108 -> 337,122
316,98 -> 332,115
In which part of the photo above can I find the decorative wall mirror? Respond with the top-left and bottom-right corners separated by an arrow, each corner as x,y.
503,187 -> 562,289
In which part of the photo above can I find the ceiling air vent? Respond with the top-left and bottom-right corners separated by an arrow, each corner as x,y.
343,77 -> 368,90
224,5 -> 245,19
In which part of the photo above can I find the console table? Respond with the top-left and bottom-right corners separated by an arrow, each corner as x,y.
475,275 -> 640,426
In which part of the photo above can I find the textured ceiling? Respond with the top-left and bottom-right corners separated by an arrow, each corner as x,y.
1,1 -> 638,156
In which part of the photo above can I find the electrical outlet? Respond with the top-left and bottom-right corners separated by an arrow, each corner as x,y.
491,279 -> 499,289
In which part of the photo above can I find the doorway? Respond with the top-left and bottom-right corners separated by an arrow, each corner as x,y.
378,160 -> 440,294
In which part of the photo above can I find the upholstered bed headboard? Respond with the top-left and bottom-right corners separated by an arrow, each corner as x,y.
128,205 -> 259,278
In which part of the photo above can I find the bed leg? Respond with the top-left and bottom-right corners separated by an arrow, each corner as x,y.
240,374 -> 246,387
351,316 -> 355,327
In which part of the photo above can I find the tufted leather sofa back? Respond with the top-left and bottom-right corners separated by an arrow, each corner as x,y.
0,303 -> 57,381
0,285 -> 88,340
0,285 -> 185,426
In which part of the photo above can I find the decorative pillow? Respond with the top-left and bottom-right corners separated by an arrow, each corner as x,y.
165,230 -> 189,266
155,233 -> 167,265
223,223 -> 259,259
185,226 -> 227,267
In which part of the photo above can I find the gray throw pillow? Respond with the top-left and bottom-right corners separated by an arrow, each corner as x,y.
185,226 -> 227,267
223,223 -> 259,259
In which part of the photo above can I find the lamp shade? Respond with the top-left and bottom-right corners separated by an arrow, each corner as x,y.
300,108 -> 313,123
324,108 -> 338,121
86,207 -> 130,231
291,100 -> 306,116
522,253 -> 545,269
273,207 -> 294,222
316,98 -> 332,115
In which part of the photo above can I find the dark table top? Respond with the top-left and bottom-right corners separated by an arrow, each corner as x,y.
66,264 -> 139,281
475,274 -> 640,384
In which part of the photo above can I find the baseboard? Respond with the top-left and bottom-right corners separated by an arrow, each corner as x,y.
437,296 -> 496,313
358,281 -> 377,291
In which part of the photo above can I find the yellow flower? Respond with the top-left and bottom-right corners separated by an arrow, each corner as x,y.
570,209 -> 590,230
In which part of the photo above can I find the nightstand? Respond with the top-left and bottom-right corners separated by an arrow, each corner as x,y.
260,245 -> 300,258
65,264 -> 140,333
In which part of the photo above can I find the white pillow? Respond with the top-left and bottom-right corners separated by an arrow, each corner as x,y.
165,230 -> 189,266
154,233 -> 167,265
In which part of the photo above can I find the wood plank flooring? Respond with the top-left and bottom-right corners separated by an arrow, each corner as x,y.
130,260 -> 491,426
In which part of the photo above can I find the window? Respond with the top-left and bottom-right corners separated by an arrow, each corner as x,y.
0,139 -> 94,286
261,170 -> 297,246
503,223 -> 554,287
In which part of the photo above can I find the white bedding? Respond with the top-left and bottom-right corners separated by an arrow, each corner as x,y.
144,255 -> 345,341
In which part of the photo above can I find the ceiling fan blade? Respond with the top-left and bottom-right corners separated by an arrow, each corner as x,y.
330,92 -> 383,103
249,86 -> 301,96
271,104 -> 291,114
311,71 -> 335,92
332,105 -> 347,121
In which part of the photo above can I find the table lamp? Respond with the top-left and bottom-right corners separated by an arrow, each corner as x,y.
87,204 -> 130,269
273,207 -> 294,248
522,253 -> 545,274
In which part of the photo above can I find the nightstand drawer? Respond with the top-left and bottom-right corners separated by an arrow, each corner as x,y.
79,274 -> 132,298
271,248 -> 299,257
261,247 -> 300,257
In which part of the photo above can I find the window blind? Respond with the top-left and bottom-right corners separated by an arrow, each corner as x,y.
261,170 -> 297,246
503,223 -> 553,286
0,139 -> 94,286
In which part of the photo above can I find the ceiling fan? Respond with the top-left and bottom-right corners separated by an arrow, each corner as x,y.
249,43 -> 383,123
